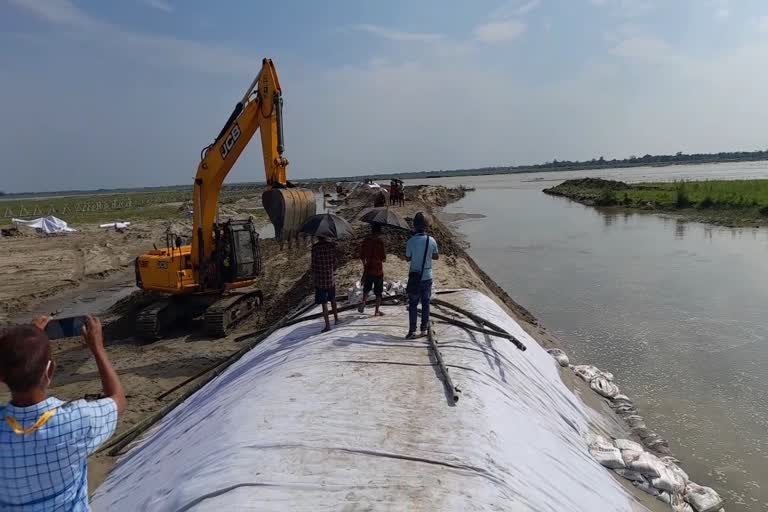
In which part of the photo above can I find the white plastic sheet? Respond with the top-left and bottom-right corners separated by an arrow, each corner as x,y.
99,222 -> 131,230
12,216 -> 75,234
93,290 -> 655,511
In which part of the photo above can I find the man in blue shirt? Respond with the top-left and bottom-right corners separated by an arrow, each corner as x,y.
405,212 -> 439,339
0,315 -> 125,511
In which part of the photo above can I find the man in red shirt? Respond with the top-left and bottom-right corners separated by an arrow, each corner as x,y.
358,224 -> 387,316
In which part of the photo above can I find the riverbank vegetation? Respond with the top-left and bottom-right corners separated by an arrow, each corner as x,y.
544,178 -> 768,227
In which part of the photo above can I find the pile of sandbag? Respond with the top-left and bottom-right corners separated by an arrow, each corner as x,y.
572,364 -> 620,398
347,280 -> 407,305
546,348 -> 570,367
566,362 -> 672,456
588,435 -> 725,512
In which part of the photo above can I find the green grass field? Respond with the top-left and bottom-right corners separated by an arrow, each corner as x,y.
0,186 -> 265,225
544,178 -> 768,226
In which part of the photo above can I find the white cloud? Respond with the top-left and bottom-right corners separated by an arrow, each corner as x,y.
714,0 -> 730,20
610,35 -> 676,61
603,23 -> 643,42
140,0 -> 173,13
474,19 -> 527,44
589,0 -> 655,18
491,0 -> 542,18
8,0 -> 99,28
351,24 -> 442,43
7,0 -> 255,74
517,0 -> 542,15
758,16 -> 768,32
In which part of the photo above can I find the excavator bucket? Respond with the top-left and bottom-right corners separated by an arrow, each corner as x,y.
262,187 -> 316,242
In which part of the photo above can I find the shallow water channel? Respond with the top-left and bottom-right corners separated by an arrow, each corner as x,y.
419,163 -> 768,511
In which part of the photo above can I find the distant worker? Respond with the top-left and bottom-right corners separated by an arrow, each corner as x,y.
311,236 -> 340,332
358,224 -> 387,316
0,315 -> 125,511
405,212 -> 439,339
374,189 -> 387,207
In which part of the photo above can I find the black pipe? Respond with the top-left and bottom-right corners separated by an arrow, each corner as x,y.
431,299 -> 527,351
275,92 -> 285,155
214,102 -> 243,143
427,323 -> 460,403
428,311 -> 526,351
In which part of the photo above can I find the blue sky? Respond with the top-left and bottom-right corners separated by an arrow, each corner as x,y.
3,0 -> 768,192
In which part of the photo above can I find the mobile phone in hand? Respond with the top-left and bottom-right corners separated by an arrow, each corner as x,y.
45,316 -> 88,340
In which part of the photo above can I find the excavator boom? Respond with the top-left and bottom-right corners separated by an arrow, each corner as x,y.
191,58 -> 315,279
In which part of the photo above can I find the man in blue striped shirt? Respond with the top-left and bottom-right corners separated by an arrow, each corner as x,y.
0,316 -> 125,511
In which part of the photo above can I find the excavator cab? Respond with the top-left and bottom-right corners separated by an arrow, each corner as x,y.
211,219 -> 262,286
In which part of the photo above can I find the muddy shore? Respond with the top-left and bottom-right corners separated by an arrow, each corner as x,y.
1,186 -> 671,510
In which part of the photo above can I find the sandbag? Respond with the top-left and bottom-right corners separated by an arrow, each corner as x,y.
615,405 -> 638,415
614,468 -> 646,483
602,371 -> 615,382
684,482 -> 724,512
627,452 -> 664,478
621,449 -> 643,467
635,427 -> 657,440
624,415 -> 646,429
652,463 -> 688,495
589,436 -> 626,469
671,493 -> 695,512
590,377 -> 619,398
668,463 -> 689,483
645,436 -> 671,453
633,480 -> 660,496
614,439 -> 644,452
573,365 -> 601,382
612,393 -> 631,403
546,348 -> 570,367
643,433 -> 667,445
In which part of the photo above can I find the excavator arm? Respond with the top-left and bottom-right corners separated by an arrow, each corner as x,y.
191,58 -> 314,278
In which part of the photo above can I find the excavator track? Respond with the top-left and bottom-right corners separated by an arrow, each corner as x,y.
136,300 -> 177,341
204,290 -> 263,338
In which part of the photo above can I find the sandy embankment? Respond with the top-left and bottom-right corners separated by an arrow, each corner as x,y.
0,186 -> 668,510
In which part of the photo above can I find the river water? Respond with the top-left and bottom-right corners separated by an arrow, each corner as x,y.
418,163 -> 768,511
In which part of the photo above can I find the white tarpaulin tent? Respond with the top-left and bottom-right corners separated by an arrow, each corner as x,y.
12,216 -> 75,234
93,290 -> 652,512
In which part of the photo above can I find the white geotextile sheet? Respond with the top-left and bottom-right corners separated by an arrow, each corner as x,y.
12,216 -> 75,234
93,290 -> 650,512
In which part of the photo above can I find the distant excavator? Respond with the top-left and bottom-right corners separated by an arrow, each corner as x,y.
134,58 -> 315,340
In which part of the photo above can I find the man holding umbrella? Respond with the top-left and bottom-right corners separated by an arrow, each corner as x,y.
312,236 -> 340,332
302,213 -> 353,333
358,223 -> 387,316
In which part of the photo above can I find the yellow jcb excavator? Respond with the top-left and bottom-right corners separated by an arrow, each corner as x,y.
134,58 -> 315,339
